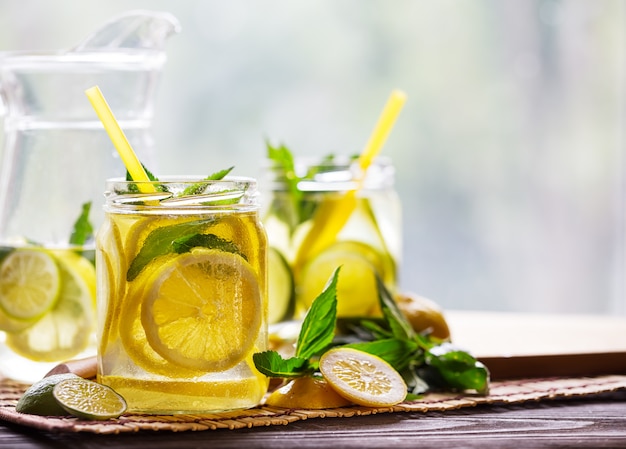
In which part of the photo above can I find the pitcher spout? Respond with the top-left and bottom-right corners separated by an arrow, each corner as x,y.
71,10 -> 181,53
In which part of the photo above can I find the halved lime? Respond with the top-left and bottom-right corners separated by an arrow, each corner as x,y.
15,373 -> 79,416
53,378 -> 127,420
267,247 -> 294,324
0,249 -> 60,320
297,241 -> 386,317
5,251 -> 95,362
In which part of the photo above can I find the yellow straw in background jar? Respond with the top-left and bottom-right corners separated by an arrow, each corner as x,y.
85,85 -> 156,193
293,89 -> 407,272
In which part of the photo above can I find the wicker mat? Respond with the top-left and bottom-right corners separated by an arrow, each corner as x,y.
0,375 -> 625,434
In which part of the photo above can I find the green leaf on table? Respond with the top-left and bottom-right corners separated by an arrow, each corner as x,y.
252,351 -> 313,378
426,343 -> 491,394
376,276 -> 415,341
344,337 -> 420,372
295,267 -> 340,360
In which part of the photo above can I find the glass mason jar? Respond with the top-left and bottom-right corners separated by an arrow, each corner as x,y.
263,157 -> 402,323
96,177 -> 268,414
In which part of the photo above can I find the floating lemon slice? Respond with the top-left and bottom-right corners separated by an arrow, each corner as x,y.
117,254 -> 206,378
319,347 -> 407,407
297,241 -> 385,317
53,378 -> 127,420
5,251 -> 95,362
0,249 -> 60,321
141,248 -> 262,372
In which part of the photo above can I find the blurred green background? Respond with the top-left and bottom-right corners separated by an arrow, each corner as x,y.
1,0 -> 624,315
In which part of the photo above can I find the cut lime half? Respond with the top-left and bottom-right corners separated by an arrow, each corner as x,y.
53,378 -> 127,420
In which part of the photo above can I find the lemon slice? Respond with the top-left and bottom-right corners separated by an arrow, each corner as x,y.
6,251 -> 96,362
297,241 -> 385,317
53,378 -> 127,420
141,248 -> 263,372
0,249 -> 60,320
319,347 -> 407,407
267,247 -> 294,324
265,375 -> 353,409
118,255 -> 206,378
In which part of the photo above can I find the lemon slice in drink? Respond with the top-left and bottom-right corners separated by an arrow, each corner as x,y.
267,247 -> 294,324
0,249 -> 60,321
53,378 -> 127,420
319,347 -> 407,407
141,248 -> 262,372
297,241 -> 385,317
6,251 -> 95,362
118,254 -> 206,378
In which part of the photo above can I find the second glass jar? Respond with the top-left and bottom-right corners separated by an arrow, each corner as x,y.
263,157 -> 402,323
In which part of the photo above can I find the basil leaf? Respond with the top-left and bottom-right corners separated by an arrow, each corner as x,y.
343,337 -> 420,372
295,267 -> 340,360
252,351 -> 313,378
426,343 -> 491,394
69,201 -> 94,246
127,218 -> 215,281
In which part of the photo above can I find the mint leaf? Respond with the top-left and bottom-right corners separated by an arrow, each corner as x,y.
127,218 -> 216,281
181,166 -> 235,196
267,142 -> 303,233
295,267 -> 340,360
69,202 -> 94,246
172,233 -> 245,260
376,276 -> 415,341
426,343 -> 490,394
344,338 -> 420,372
252,351 -> 313,378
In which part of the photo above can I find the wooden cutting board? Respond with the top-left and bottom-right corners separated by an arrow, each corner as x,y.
445,310 -> 626,379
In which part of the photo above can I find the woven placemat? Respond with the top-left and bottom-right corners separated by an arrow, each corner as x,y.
1,375 -> 625,434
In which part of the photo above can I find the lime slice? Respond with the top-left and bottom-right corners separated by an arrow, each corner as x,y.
53,378 -> 127,420
297,241 -> 386,317
0,249 -> 60,320
141,248 -> 263,372
15,373 -> 80,416
319,347 -> 407,407
5,251 -> 95,362
267,247 -> 294,324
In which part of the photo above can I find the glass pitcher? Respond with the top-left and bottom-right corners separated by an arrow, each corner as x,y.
0,10 -> 180,382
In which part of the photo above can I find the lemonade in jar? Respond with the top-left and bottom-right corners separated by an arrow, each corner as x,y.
96,176 -> 268,414
263,149 -> 402,322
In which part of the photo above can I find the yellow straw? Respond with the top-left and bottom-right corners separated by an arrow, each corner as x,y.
293,89 -> 407,271
85,85 -> 156,193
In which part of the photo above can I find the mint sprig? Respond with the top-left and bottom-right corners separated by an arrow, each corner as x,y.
69,201 -> 94,246
253,267 -> 340,378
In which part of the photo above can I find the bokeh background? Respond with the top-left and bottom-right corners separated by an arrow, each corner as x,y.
1,0 -> 624,316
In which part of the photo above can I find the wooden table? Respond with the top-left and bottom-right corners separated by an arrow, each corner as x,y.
1,311 -> 625,448
1,391 -> 625,448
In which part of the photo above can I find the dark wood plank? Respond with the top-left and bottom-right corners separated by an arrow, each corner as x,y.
1,391 -> 624,449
